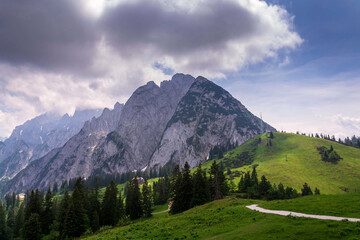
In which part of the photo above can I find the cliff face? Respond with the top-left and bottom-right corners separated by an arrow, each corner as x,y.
149,76 -> 275,169
92,74 -> 195,175
4,74 -> 275,194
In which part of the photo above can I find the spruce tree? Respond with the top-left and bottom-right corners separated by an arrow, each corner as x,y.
179,162 -> 193,212
68,177 -> 89,237
59,192 -> 70,239
101,181 -> 118,226
7,205 -> 15,230
23,213 -> 41,240
170,165 -> 182,214
40,187 -> 54,235
258,175 -> 271,197
251,167 -> 259,186
14,202 -> 24,238
209,161 -> 228,200
89,180 -> 101,232
0,202 -> 7,240
117,192 -> 125,221
238,175 -> 245,193
52,182 -> 59,194
142,179 -> 152,217
25,190 -> 42,220
277,183 -> 285,199
125,177 -> 143,220
301,183 -> 313,196
191,164 -> 210,207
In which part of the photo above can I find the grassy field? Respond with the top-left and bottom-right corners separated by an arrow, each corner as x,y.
260,193 -> 360,218
82,195 -> 360,240
202,132 -> 360,194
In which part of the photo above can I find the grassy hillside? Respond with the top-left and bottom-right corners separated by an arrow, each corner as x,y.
203,132 -> 360,194
82,194 -> 360,240
261,193 -> 360,218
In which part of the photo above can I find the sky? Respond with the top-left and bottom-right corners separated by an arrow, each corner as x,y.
0,0 -> 359,139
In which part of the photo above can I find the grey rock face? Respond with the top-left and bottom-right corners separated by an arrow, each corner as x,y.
150,76 -> 275,169
94,73 -> 195,175
3,103 -> 124,192
4,73 -> 275,194
0,109 -> 102,179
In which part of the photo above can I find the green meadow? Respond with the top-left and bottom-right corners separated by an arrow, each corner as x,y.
202,132 -> 360,194
82,194 -> 360,240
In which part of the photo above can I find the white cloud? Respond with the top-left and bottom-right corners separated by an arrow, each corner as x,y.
0,0 -> 302,137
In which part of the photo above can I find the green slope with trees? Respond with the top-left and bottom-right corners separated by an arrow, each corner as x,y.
203,132 -> 360,194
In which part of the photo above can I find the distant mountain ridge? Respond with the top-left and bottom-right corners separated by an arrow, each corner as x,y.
3,73 -> 274,194
0,109 -> 102,180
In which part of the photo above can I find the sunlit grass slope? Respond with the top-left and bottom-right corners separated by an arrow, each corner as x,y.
260,193 -> 360,218
203,132 -> 360,194
82,196 -> 360,240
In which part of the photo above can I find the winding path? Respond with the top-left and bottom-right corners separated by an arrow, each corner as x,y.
246,204 -> 360,222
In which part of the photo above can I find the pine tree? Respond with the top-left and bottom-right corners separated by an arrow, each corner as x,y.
258,175 -> 271,197
52,182 -> 58,194
25,190 -> 42,220
142,179 -> 152,217
125,177 -> 143,220
59,192 -> 70,239
7,205 -> 15,237
301,183 -> 313,196
314,187 -> 320,195
23,213 -> 41,240
251,167 -> 258,186
191,164 -> 210,207
209,161 -> 227,200
40,187 -> 54,235
101,181 -> 118,226
89,179 -> 101,232
277,183 -> 285,199
0,202 -> 7,240
179,162 -> 193,212
170,165 -> 182,214
14,203 -> 24,238
238,175 -> 245,193
67,177 -> 89,237
117,192 -> 125,221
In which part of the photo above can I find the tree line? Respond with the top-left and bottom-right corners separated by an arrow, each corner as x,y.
293,131 -> 360,149
238,167 -> 320,199
0,176 -> 152,239
0,160 -> 319,239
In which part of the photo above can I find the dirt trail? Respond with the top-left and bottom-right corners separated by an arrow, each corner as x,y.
246,204 -> 360,222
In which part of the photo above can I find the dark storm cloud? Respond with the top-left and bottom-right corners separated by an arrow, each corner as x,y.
0,0 -> 99,74
101,0 -> 257,55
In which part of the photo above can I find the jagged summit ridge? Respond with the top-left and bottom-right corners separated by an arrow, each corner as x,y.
3,74 -> 274,194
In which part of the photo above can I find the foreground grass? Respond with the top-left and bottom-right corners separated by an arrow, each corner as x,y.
203,132 -> 360,194
260,193 -> 360,218
82,196 -> 360,240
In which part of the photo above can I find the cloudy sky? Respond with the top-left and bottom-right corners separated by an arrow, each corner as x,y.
0,0 -> 359,139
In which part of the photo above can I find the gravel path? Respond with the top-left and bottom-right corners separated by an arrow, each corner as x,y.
246,204 -> 360,222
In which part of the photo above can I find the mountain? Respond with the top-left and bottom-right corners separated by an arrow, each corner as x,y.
0,109 -> 102,180
3,73 -> 274,194
3,102 -> 124,193
149,76 -> 273,169
202,132 -> 360,194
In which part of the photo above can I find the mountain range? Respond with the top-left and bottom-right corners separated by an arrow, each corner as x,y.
0,109 -> 102,180
2,73 -> 274,194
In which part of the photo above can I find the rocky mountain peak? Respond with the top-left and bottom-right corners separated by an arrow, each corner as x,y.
3,73 -> 275,194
